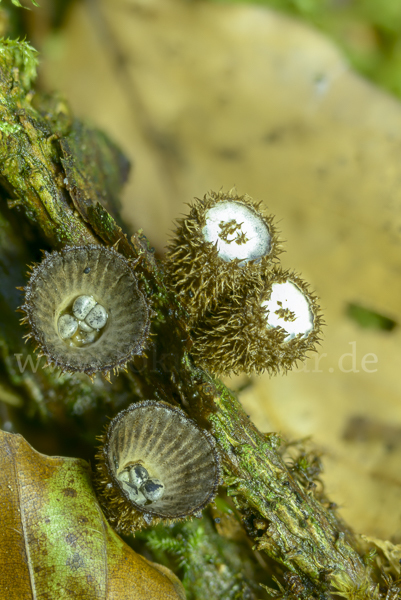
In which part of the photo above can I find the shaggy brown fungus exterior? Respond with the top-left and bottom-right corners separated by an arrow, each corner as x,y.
165,189 -> 280,320
191,268 -> 323,376
19,244 -> 150,379
95,400 -> 221,533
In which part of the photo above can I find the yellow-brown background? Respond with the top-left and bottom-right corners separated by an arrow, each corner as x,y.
28,0 -> 401,542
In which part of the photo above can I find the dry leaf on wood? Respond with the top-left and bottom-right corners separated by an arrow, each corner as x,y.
0,430 -> 186,600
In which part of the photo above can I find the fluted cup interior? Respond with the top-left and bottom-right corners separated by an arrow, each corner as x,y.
106,401 -> 220,518
27,245 -> 148,373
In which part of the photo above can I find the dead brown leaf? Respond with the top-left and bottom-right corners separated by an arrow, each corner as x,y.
0,430 -> 185,599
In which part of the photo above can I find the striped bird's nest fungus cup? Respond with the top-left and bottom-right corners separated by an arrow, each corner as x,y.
20,244 -> 150,378
95,400 -> 221,533
165,189 -> 280,320
191,269 -> 323,376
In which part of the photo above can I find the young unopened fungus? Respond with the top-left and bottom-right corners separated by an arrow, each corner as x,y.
165,189 -> 280,320
191,268 -> 323,376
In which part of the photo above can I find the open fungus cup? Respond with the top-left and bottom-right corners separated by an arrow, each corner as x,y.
20,244 -> 150,378
96,400 -> 221,533
165,189 -> 280,320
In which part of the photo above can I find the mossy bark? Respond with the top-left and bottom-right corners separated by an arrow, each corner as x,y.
0,39 -> 391,600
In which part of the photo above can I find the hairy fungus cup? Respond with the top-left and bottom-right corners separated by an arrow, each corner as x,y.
165,189 -> 280,320
191,269 -> 323,375
20,245 -> 150,378
95,400 -> 221,533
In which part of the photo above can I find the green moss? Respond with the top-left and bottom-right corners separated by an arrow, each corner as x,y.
137,515 -> 269,600
0,38 -> 38,90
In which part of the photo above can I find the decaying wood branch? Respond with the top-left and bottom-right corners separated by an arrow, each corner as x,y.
0,39 -> 396,600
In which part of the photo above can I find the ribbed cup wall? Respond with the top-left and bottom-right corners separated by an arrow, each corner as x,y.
25,245 -> 149,373
106,401 -> 220,518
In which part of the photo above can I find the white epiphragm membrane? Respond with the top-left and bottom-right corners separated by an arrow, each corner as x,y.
202,201 -> 271,263
262,281 -> 314,340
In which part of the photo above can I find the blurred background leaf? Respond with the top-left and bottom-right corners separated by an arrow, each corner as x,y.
2,0 -> 401,576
